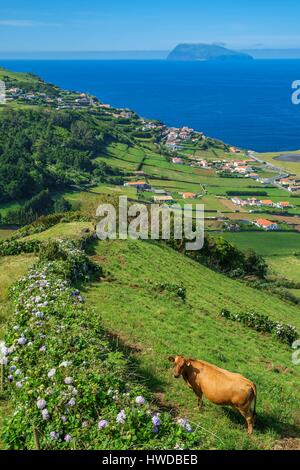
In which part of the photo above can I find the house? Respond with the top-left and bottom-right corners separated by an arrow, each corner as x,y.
255,219 -> 278,231
153,195 -> 174,203
172,157 -> 183,164
234,166 -> 249,174
182,192 -> 197,199
288,186 -> 300,192
279,178 -> 291,186
260,199 -> 274,207
247,198 -> 261,206
231,198 -> 247,207
233,160 -> 248,167
124,181 -> 150,190
276,201 -> 292,209
229,147 -> 241,154
99,103 -> 111,109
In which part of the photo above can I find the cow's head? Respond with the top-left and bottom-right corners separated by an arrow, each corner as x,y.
168,355 -> 191,379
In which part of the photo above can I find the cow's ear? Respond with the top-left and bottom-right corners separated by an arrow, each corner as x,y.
168,356 -> 175,363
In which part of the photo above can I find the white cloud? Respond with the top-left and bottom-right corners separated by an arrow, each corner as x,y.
0,19 -> 59,27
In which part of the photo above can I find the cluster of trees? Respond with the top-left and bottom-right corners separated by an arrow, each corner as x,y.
169,234 -> 267,279
0,108 -> 125,204
1,190 -> 72,226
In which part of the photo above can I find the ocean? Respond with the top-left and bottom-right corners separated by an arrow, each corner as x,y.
2,59 -> 300,152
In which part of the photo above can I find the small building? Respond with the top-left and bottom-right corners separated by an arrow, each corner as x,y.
260,199 -> 274,207
229,147 -> 241,154
247,198 -> 261,206
153,195 -> 174,203
124,181 -> 150,190
288,186 -> 300,192
182,192 -> 197,199
276,201 -> 292,209
231,197 -> 247,207
172,157 -> 183,164
255,218 -> 278,231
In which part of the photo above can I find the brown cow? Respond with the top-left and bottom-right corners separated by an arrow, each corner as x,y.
169,355 -> 257,434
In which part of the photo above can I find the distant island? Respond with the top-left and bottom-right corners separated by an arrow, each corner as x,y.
167,43 -> 254,61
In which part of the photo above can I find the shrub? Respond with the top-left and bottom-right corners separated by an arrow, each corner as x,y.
155,282 -> 186,301
0,239 -> 40,257
220,309 -> 298,346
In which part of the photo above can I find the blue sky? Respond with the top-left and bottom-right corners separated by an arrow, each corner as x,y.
1,0 -> 300,51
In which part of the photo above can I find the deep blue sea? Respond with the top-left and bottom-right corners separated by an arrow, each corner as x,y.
2,59 -> 300,152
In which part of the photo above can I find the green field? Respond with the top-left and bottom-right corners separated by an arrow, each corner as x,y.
216,232 -> 300,256
85,238 -> 300,450
268,255 -> 300,282
258,151 -> 300,178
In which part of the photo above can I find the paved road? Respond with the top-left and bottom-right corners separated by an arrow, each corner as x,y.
248,151 -> 289,188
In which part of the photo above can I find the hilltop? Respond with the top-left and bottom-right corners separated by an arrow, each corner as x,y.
167,44 -> 253,61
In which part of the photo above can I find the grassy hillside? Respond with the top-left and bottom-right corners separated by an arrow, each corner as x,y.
0,67 -> 300,450
84,238 -> 300,450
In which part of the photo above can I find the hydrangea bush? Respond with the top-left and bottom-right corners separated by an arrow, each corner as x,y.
220,309 -> 298,346
1,240 -> 202,450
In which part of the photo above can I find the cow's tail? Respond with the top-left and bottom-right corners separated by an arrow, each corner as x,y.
251,383 -> 257,418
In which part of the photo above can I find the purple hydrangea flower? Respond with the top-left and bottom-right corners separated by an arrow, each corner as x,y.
116,410 -> 126,424
39,345 -> 46,352
177,418 -> 193,433
1,345 -> 9,356
82,421 -> 89,428
64,377 -> 73,385
50,431 -> 59,440
42,409 -> 50,420
8,375 -> 14,382
64,434 -> 72,442
35,312 -> 44,319
67,398 -> 76,407
61,415 -> 67,423
14,369 -> 21,376
37,398 -> 47,410
153,426 -> 159,434
152,415 -> 161,427
135,395 -> 146,405
98,419 -> 109,430
17,336 -> 27,346
16,381 -> 23,388
48,368 -> 56,379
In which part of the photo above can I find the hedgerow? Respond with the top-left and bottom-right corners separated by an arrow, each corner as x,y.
0,239 -> 202,450
220,309 -> 298,346
0,239 -> 40,257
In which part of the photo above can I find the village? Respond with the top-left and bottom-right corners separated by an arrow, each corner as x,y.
5,81 -> 300,234
122,136 -> 300,234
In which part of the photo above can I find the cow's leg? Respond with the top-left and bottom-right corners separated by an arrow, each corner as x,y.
237,406 -> 254,435
197,392 -> 204,411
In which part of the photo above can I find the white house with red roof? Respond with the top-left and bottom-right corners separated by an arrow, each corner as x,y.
255,218 -> 278,231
